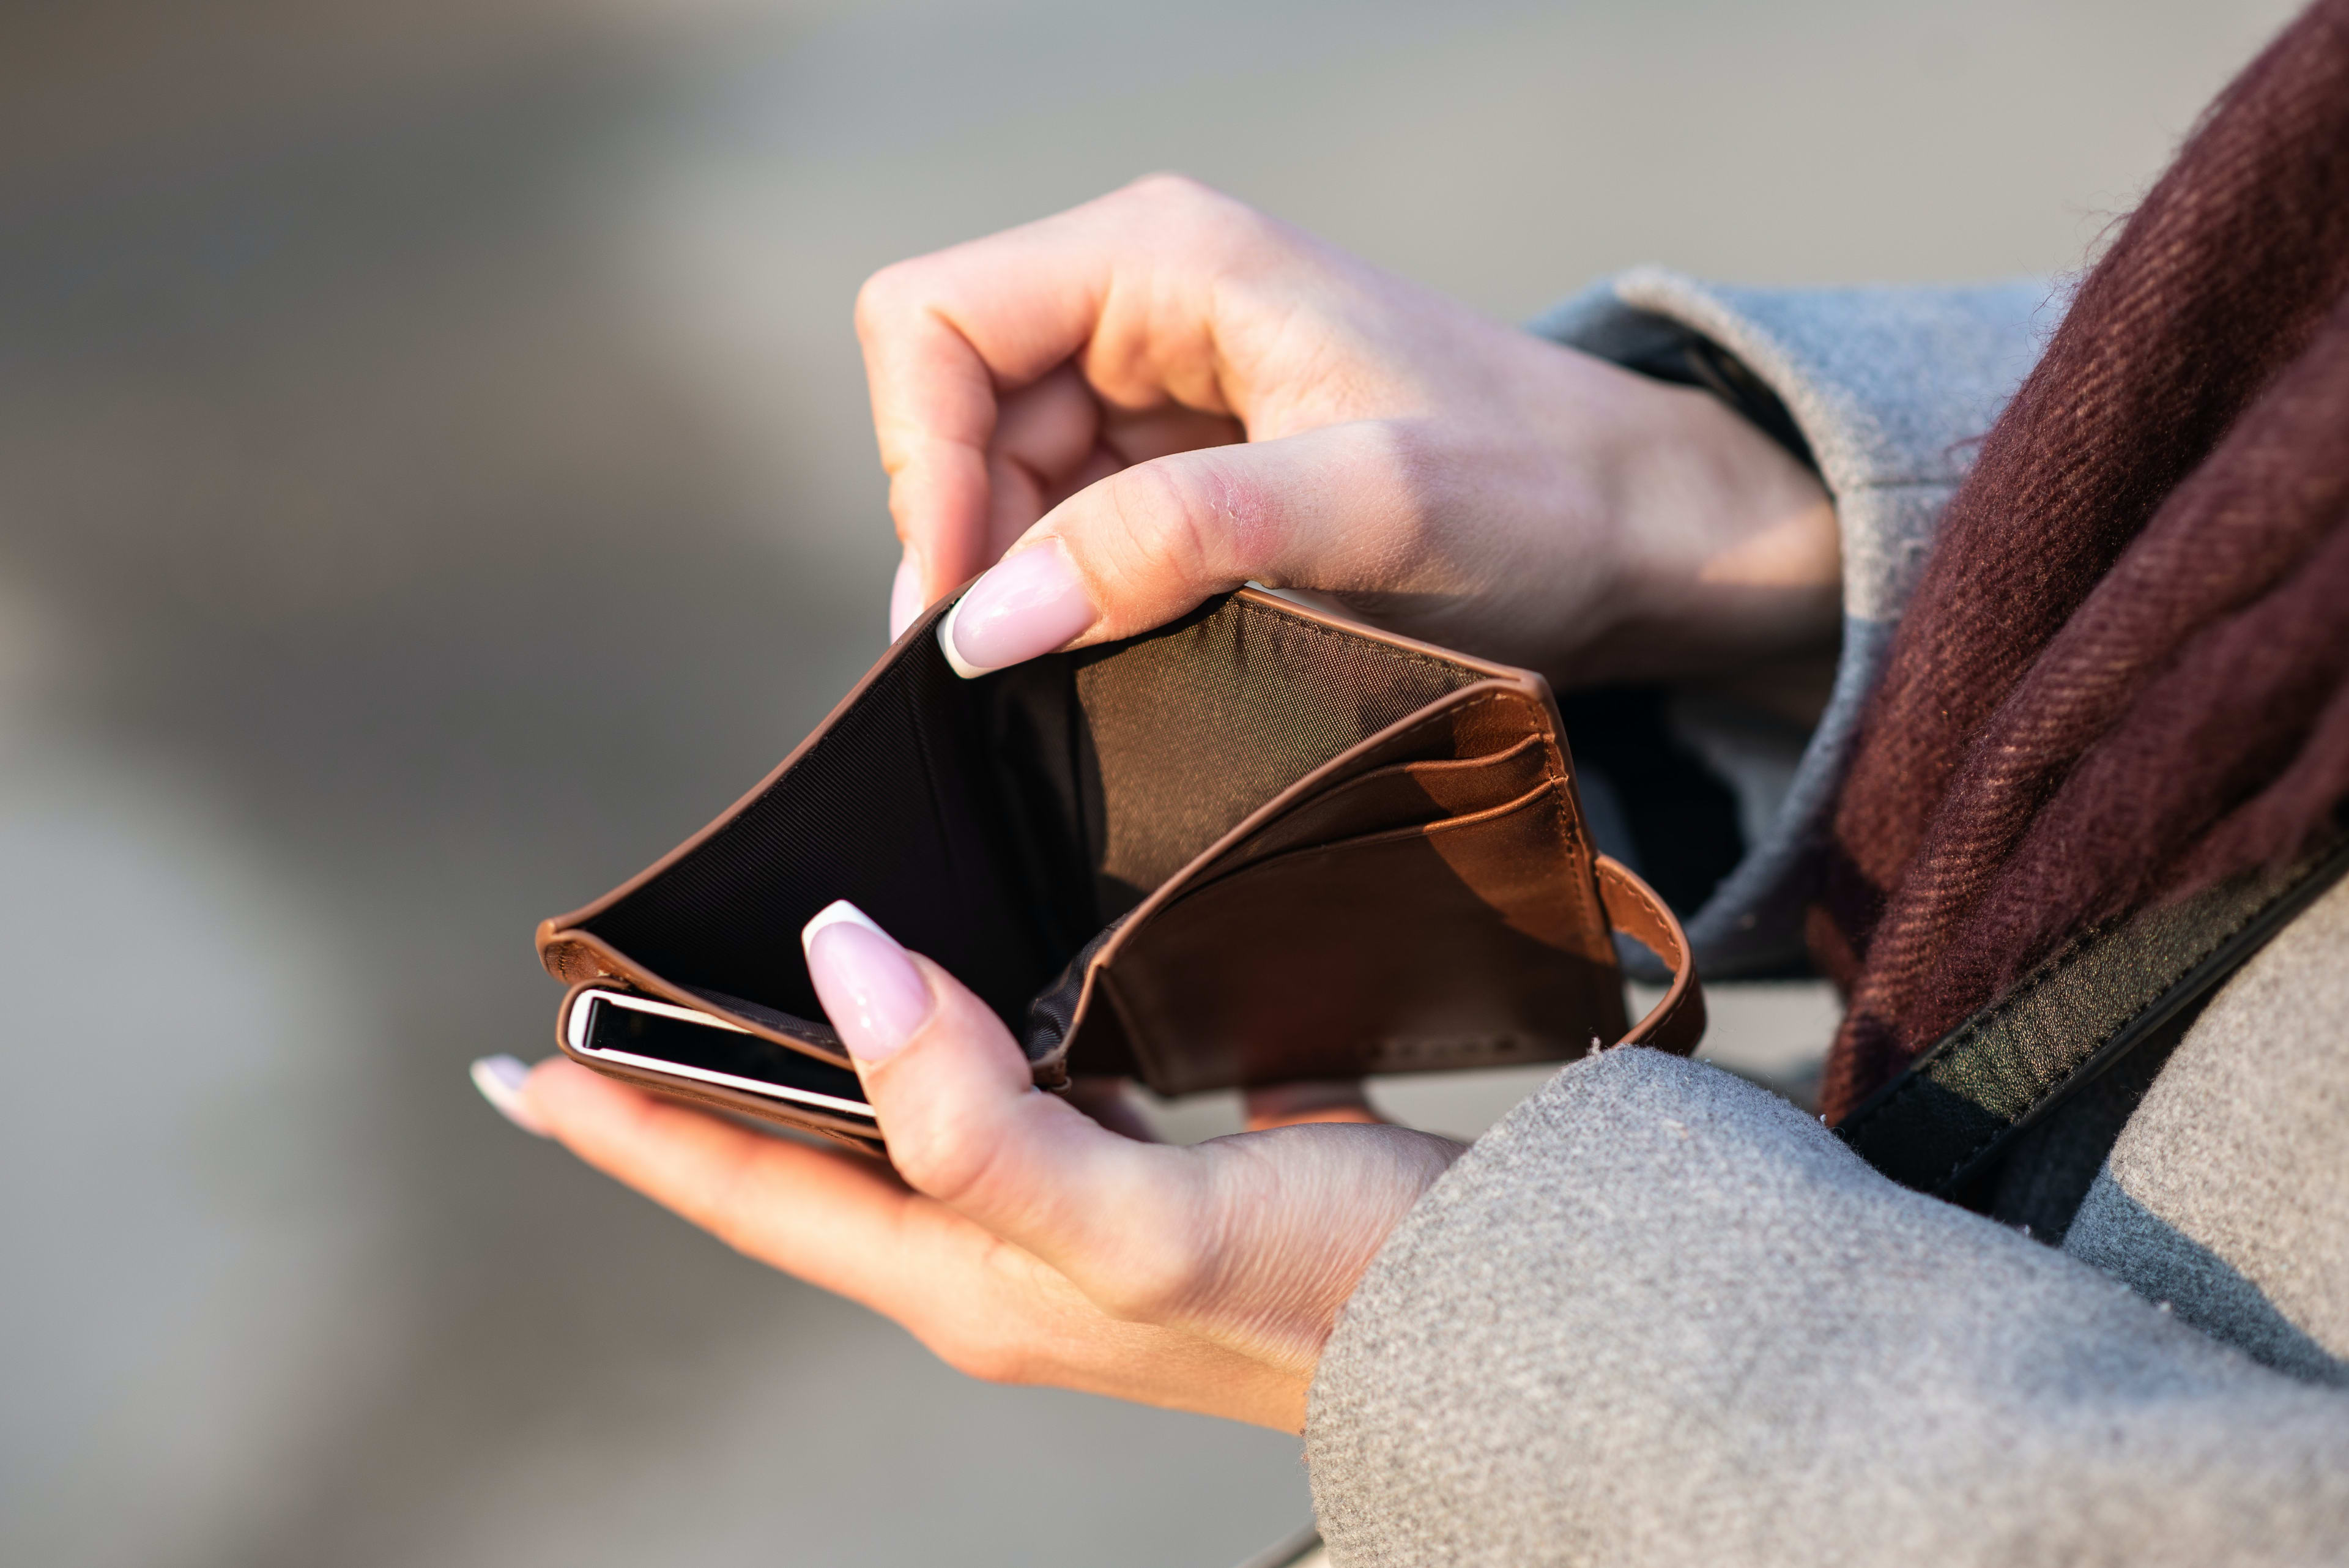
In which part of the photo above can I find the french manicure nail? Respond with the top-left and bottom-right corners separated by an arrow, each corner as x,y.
802,900 -> 933,1063
888,554 -> 924,642
471,1054 -> 551,1137
937,540 -> 1095,678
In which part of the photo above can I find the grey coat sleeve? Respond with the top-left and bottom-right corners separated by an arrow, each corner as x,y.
1301,275 -> 2349,1567
1534,272 -> 2056,975
1305,1050 -> 2349,1567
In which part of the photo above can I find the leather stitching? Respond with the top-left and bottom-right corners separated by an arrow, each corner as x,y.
1527,719 -> 1605,976
1598,860 -> 1691,1050
1599,861 -> 1675,954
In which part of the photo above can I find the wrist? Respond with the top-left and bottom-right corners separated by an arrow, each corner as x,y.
1568,364 -> 1841,686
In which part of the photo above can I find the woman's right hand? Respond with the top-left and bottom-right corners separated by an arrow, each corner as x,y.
858,173 -> 1839,688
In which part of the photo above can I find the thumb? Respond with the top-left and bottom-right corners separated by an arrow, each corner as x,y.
937,422 -> 1423,677
800,901 -> 1202,1298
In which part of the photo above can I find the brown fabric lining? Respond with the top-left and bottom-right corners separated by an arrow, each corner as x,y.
571,592 -> 1484,1039
1073,595 -> 1484,899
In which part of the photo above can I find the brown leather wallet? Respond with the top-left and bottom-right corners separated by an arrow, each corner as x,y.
538,586 -> 1704,1154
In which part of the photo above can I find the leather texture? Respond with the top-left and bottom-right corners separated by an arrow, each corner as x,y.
538,586 -> 1703,1150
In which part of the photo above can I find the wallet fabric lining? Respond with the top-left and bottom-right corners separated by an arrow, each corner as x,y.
571,593 -> 1486,1045
541,587 -> 1707,1142
1067,597 -> 1484,899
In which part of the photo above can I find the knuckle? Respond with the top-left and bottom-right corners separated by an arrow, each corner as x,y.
889,1115 -> 1010,1215
853,259 -> 927,341
1099,455 -> 1280,595
1112,460 -> 1215,584
1089,1223 -> 1214,1325
1196,454 -> 1288,575
1115,172 -> 1266,251
1119,169 -> 1215,212
1350,420 -> 1445,549
1361,418 -> 1441,502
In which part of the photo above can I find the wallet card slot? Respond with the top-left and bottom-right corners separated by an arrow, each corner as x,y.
1098,778 -> 1620,1096
1013,683 -> 1564,1077
1197,734 -> 1551,880
1013,701 -> 1553,1066
1067,593 -> 1488,898
1184,775 -> 1569,899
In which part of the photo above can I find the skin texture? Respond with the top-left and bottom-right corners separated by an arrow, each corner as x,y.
517,176 -> 1841,1430
519,966 -> 1460,1433
861,173 -> 1838,686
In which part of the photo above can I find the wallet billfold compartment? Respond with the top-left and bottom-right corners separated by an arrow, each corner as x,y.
538,587 -> 1704,1154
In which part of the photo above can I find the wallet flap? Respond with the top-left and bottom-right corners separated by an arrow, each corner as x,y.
1015,677 -> 1601,1087
540,589 -> 1521,1065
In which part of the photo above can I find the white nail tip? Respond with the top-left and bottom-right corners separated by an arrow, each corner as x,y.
471,1054 -> 551,1137
801,899 -> 892,958
936,595 -> 993,680
888,558 -> 923,642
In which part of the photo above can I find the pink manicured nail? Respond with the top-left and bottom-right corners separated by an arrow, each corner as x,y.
938,540 -> 1095,678
470,1055 -> 551,1137
888,555 -> 924,642
802,901 -> 933,1063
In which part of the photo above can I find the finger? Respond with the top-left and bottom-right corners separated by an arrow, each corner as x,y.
987,379 -> 1244,567
856,177 -> 1262,604
857,218 -> 1114,601
938,420 -> 1431,677
888,552 -> 925,641
1242,1080 -> 1386,1130
800,902 -> 1212,1317
525,1058 -> 1129,1356
524,1058 -> 1301,1421
522,1057 -> 925,1307
1099,403 -> 1245,468
985,365 -> 1104,556
1062,1077 -> 1160,1142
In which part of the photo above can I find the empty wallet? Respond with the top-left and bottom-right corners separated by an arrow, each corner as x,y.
538,586 -> 1705,1154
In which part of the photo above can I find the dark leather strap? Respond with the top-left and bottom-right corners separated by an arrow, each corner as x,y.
1598,854 -> 1707,1055
1838,833 -> 2349,1195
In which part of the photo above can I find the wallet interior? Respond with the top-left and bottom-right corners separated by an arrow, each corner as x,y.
563,592 -> 1547,1066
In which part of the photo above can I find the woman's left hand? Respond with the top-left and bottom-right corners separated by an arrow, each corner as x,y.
493,903 -> 1463,1432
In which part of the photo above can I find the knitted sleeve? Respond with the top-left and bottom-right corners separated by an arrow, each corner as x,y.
1534,273 -> 2054,975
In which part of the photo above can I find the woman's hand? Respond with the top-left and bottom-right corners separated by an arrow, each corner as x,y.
483,187 -> 1836,1427
487,904 -> 1464,1432
861,173 -> 1838,687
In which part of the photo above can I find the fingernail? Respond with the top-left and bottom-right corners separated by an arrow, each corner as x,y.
471,1055 -> 551,1137
802,900 -> 933,1063
888,554 -> 924,642
937,540 -> 1094,678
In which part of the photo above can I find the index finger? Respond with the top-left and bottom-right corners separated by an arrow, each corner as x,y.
856,215 -> 1115,600
854,176 -> 1247,603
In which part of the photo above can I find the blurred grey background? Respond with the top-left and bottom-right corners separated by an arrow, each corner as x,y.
0,2 -> 2299,1564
